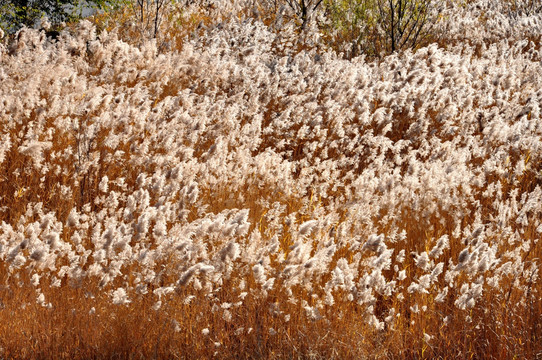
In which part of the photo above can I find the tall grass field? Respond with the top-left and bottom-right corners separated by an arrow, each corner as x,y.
0,0 -> 541,358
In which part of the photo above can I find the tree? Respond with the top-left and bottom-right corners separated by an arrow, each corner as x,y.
256,0 -> 325,30
323,0 -> 438,57
375,0 -> 434,54
0,0 -> 120,33
284,0 -> 325,29
132,0 -> 170,38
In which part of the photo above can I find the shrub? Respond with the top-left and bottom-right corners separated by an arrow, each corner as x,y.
322,0 -> 440,57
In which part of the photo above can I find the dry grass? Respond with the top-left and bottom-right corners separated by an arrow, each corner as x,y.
0,1 -> 541,359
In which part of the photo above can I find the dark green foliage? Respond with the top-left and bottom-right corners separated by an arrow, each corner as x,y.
0,0 -> 122,33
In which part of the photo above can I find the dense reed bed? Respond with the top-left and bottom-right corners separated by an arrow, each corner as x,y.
0,0 -> 541,358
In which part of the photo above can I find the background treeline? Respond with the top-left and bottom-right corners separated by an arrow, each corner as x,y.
2,0 -> 539,58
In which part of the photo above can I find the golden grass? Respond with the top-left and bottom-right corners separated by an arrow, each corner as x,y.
0,2 -> 541,359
